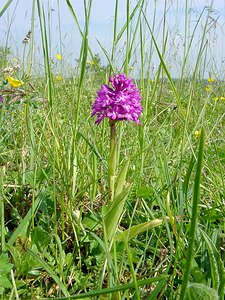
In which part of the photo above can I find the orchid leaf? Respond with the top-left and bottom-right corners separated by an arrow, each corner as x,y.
103,186 -> 131,242
116,217 -> 169,242
114,159 -> 130,198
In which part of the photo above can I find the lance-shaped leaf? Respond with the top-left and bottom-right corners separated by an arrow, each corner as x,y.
102,186 -> 131,242
114,159 -> 130,198
116,217 -> 170,242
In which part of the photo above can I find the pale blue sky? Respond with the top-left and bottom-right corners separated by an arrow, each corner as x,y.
1,0 -> 225,78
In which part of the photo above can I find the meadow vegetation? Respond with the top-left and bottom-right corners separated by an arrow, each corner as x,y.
0,0 -> 225,299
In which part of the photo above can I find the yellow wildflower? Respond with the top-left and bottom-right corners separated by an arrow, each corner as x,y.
194,130 -> 201,138
55,75 -> 63,81
56,53 -> 62,60
207,77 -> 214,83
212,96 -> 219,101
6,76 -> 24,88
87,60 -> 94,65
220,96 -> 225,101
205,85 -> 212,93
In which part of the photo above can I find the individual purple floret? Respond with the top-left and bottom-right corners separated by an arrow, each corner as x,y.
91,74 -> 142,125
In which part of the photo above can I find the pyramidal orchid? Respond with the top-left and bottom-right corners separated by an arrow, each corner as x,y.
91,73 -> 142,125
92,74 -> 142,202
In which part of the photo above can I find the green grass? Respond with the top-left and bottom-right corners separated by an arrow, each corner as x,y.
0,0 -> 225,299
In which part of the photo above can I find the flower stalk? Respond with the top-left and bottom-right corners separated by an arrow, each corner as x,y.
108,120 -> 118,202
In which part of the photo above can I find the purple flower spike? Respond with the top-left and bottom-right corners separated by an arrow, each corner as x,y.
91,74 -> 142,125
0,95 -> 3,103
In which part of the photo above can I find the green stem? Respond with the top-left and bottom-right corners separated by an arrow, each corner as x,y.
108,121 -> 118,202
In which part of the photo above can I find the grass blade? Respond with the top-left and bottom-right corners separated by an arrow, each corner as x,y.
28,248 -> 70,298
0,0 -> 14,17
39,276 -> 168,300
201,230 -> 225,298
7,189 -> 45,246
143,11 -> 184,117
0,168 -> 5,252
180,128 -> 205,300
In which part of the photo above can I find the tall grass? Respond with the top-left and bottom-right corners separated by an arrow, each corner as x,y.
0,0 -> 225,299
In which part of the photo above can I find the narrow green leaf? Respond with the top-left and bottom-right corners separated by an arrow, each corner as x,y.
147,277 -> 167,300
114,159 -> 130,198
114,1 -> 143,45
96,39 -> 115,74
202,232 -> 219,290
201,230 -> 225,298
180,128 -> 205,300
66,0 -> 104,81
0,168 -> 5,252
77,131 -> 107,169
39,276 -> 168,300
183,155 -> 195,198
0,0 -> 14,17
103,187 -> 131,241
65,0 -> 83,38
116,218 -> 168,242
7,189 -> 45,246
28,248 -> 70,298
143,12 -> 184,117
